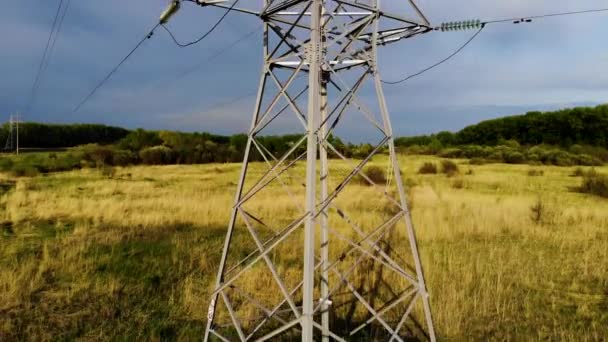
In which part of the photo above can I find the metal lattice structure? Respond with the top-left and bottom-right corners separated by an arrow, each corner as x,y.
4,113 -> 20,153
199,1 -> 437,340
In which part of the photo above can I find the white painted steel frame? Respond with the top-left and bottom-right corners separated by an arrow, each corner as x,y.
203,1 -> 436,341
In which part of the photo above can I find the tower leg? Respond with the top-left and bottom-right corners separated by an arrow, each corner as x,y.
372,69 -> 437,342
302,1 -> 323,341
203,71 -> 268,342
320,71 -> 330,342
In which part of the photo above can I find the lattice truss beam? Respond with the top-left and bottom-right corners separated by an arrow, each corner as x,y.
204,1 -> 436,341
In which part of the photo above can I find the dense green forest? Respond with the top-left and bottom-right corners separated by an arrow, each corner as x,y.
5,105 -> 607,151
0,122 -> 129,148
395,104 -> 608,148
392,104 -> 608,166
1,105 -> 607,176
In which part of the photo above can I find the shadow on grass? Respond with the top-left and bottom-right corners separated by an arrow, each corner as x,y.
0,219 -> 235,340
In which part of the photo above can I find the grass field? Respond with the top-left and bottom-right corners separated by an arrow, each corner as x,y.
0,155 -> 607,340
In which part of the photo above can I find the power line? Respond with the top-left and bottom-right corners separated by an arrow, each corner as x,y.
170,27 -> 258,83
191,73 -> 308,119
44,0 -> 71,72
72,23 -> 160,113
381,26 -> 484,85
383,6 -> 608,85
202,91 -> 257,113
36,0 -> 72,100
104,26 -> 258,113
26,0 -> 65,113
161,0 -> 240,48
72,1 -> 244,113
484,8 -> 608,24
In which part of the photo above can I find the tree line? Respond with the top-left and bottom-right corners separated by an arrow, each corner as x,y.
4,105 -> 607,152
0,122 -> 129,148
395,104 -> 608,149
1,104 -> 607,176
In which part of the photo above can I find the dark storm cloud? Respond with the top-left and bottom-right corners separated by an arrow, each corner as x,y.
1,0 -> 607,141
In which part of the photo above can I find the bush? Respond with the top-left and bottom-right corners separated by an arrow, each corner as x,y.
404,145 -> 431,155
139,146 -> 174,165
11,165 -> 40,177
579,171 -> 608,198
439,148 -> 463,158
498,138 -> 520,149
0,157 -> 14,171
527,169 -> 544,177
504,151 -> 525,164
571,167 -> 586,177
418,162 -> 437,174
461,145 -> 490,159
118,129 -> 162,151
112,150 -> 135,166
356,165 -> 386,185
569,145 -> 608,162
575,154 -> 602,166
49,153 -> 82,172
352,144 -> 374,159
440,160 -> 459,176
549,150 -> 575,166
530,198 -> 545,224
101,166 -> 116,178
77,144 -> 115,167
428,138 -> 443,154
469,158 -> 487,165
452,179 -> 465,189
526,152 -> 540,163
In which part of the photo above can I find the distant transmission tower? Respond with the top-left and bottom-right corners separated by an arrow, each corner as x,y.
168,1 -> 437,340
4,113 -> 21,154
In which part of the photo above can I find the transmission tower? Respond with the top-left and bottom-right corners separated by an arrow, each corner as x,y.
170,1 -> 437,340
4,113 -> 21,154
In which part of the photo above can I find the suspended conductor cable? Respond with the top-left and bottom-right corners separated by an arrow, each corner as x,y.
171,26 -> 258,82
381,26 -> 484,85
203,91 -> 257,113
383,7 -> 608,86
44,0 -> 71,72
36,0 -> 72,99
72,23 -> 160,113
161,0 -> 240,48
484,8 -> 608,24
114,26 -> 258,110
26,0 -> 65,113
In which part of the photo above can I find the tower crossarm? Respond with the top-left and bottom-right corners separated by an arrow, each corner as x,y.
358,24 -> 433,46
333,0 -> 429,26
190,0 -> 434,56
194,0 -> 432,30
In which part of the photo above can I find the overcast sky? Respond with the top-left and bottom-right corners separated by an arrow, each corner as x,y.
1,1 -> 607,141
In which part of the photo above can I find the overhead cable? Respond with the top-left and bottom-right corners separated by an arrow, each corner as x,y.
26,0 -> 67,113
484,8 -> 608,25
381,26 -> 484,85
72,23 -> 160,113
383,7 -> 608,85
161,0 -> 240,48
171,27 -> 258,82
37,0 -> 72,93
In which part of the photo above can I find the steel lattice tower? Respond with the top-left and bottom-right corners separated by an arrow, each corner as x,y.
197,1 -> 437,340
4,113 -> 20,153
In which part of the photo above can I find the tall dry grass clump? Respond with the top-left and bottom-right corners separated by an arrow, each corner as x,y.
440,160 -> 459,176
356,165 -> 387,185
418,162 -> 437,174
579,169 -> 608,198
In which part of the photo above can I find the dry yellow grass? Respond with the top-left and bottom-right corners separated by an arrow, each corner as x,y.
0,156 -> 606,340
